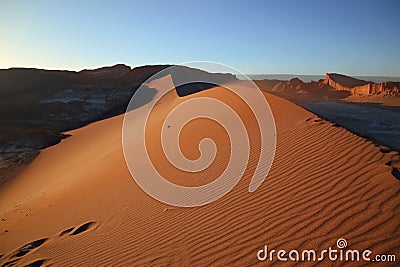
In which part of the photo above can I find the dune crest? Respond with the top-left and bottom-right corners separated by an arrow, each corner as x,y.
0,80 -> 399,265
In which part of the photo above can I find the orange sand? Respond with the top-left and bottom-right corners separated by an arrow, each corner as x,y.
0,79 -> 399,266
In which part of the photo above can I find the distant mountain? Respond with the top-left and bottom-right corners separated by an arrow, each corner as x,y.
249,74 -> 400,83
249,74 -> 325,83
325,73 -> 400,95
254,73 -> 400,105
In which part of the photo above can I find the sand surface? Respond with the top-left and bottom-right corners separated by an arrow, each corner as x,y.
0,79 -> 399,266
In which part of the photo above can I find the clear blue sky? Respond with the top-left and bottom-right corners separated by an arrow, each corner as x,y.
1,0 -> 399,76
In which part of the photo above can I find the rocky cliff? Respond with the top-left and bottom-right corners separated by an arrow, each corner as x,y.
257,73 -> 400,99
267,77 -> 350,102
324,73 -> 400,96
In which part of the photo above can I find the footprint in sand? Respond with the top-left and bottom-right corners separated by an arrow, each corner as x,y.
1,238 -> 47,267
23,259 -> 45,267
59,226 -> 75,236
12,238 -> 47,258
0,221 -> 97,267
59,221 -> 97,237
70,221 -> 96,235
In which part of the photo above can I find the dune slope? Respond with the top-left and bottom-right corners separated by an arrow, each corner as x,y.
0,80 -> 399,266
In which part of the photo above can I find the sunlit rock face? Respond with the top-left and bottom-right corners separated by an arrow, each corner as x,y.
325,73 -> 400,96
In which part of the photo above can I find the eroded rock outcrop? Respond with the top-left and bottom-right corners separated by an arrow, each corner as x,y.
256,77 -> 350,103
324,73 -> 400,96
272,77 -> 333,95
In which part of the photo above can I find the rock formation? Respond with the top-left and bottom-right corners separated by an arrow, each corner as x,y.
324,73 -> 400,96
256,73 -> 400,99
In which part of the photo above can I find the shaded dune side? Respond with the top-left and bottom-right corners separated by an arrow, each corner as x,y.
0,86 -> 399,266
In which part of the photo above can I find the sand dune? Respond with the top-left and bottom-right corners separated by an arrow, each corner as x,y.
0,79 -> 399,266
